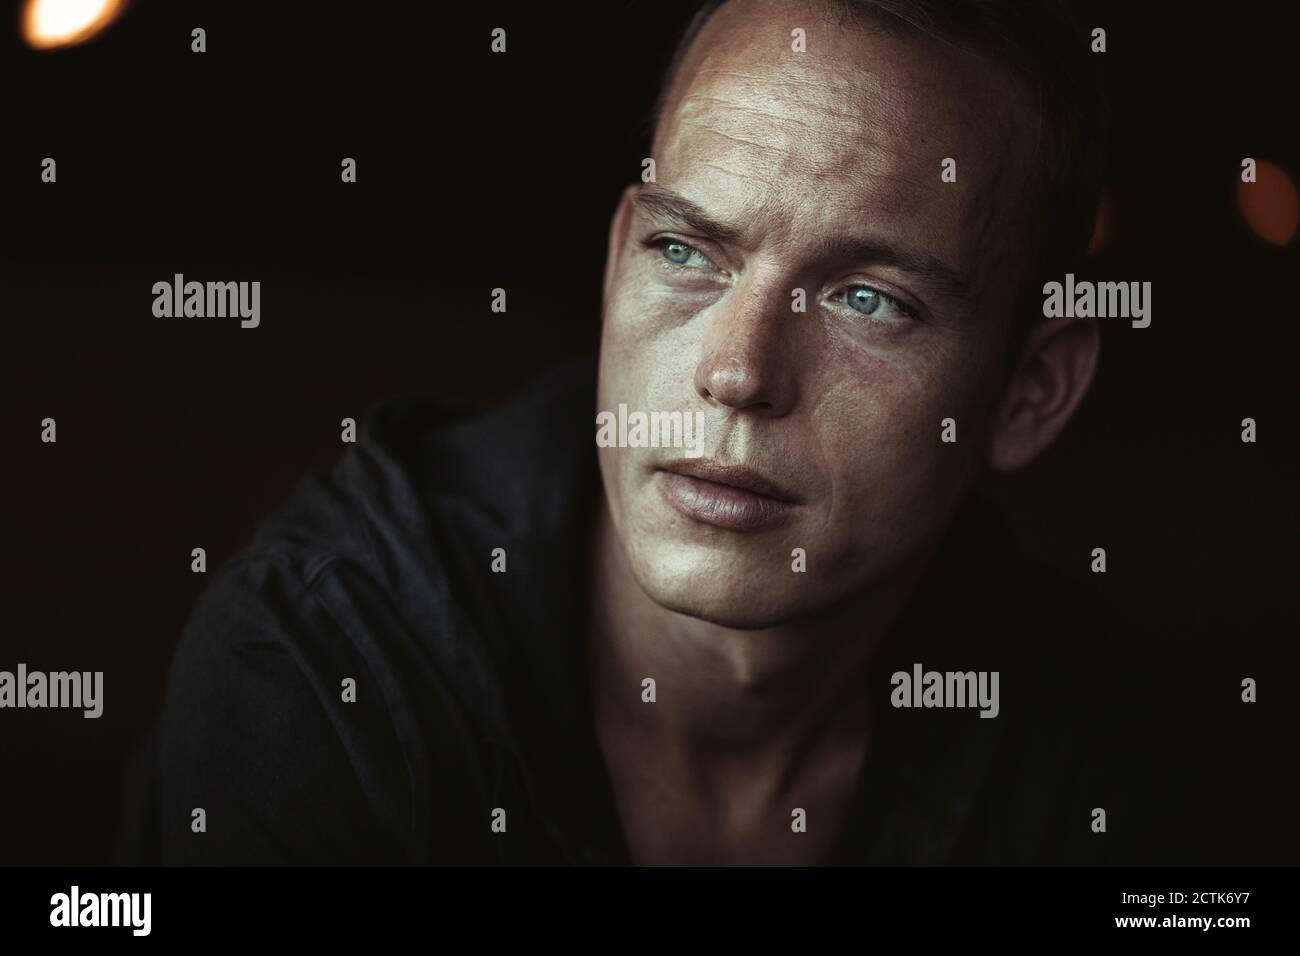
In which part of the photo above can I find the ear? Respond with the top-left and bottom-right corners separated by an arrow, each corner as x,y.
602,184 -> 640,315
986,316 -> 1100,472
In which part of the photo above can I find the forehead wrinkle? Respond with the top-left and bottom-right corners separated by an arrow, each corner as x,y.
692,156 -> 783,196
675,70 -> 941,189
682,94 -> 816,129
673,88 -> 821,138
672,89 -> 899,183
689,66 -> 891,126
668,100 -> 793,184
692,124 -> 774,153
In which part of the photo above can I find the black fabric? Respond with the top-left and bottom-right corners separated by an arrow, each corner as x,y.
117,355 -> 1149,866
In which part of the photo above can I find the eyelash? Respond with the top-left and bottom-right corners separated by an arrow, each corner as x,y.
643,236 -> 719,272
643,235 -> 917,320
829,285 -> 916,320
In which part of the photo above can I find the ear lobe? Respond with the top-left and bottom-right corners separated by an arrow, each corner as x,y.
987,316 -> 1100,473
602,184 -> 641,313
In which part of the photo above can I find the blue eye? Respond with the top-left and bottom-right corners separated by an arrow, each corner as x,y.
664,241 -> 694,264
654,238 -> 714,269
847,286 -> 883,315
841,284 -> 911,321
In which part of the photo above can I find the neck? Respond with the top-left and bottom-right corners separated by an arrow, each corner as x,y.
586,498 -> 930,798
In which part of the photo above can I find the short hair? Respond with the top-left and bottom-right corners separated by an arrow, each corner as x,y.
651,0 -> 1111,366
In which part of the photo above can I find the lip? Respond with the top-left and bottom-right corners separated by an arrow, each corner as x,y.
655,459 -> 800,532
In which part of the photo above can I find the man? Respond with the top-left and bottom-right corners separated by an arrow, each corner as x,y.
118,0 -> 1137,865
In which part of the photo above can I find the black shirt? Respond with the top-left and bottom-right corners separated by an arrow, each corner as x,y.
117,357 -> 1148,866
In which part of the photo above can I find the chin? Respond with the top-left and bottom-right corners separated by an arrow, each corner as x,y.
628,544 -> 819,630
644,586 -> 802,630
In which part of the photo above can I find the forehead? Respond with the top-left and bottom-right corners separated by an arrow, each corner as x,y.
653,2 -> 1041,278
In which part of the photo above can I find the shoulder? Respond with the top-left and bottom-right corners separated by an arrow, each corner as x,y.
152,395 -> 509,864
155,552 -> 412,864
145,361 -> 598,864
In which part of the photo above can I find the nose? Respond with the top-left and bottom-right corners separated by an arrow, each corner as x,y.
693,273 -> 798,417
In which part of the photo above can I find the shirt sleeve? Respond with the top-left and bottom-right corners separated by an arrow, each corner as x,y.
154,555 -> 405,865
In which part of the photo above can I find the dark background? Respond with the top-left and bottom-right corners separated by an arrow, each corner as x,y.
1,0 -> 1296,865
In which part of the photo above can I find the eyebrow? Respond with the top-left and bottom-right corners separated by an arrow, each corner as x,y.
816,235 -> 973,301
635,186 -> 972,301
634,186 -> 743,244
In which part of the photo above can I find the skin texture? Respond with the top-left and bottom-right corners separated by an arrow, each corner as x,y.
589,0 -> 1100,865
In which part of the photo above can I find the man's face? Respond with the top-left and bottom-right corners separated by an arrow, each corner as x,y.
597,0 -> 1041,628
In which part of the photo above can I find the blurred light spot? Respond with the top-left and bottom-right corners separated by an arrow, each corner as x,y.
1087,189 -> 1114,255
21,0 -> 126,50
1238,160 -> 1298,246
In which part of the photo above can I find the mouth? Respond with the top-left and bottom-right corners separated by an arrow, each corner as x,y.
654,459 -> 800,532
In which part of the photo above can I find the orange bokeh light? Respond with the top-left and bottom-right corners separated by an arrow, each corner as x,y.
1237,160 -> 1299,246
21,0 -> 127,50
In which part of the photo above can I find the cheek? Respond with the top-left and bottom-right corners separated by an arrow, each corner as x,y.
812,346 -> 988,527
602,271 -> 715,399
607,254 -> 724,340
601,272 -> 658,399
